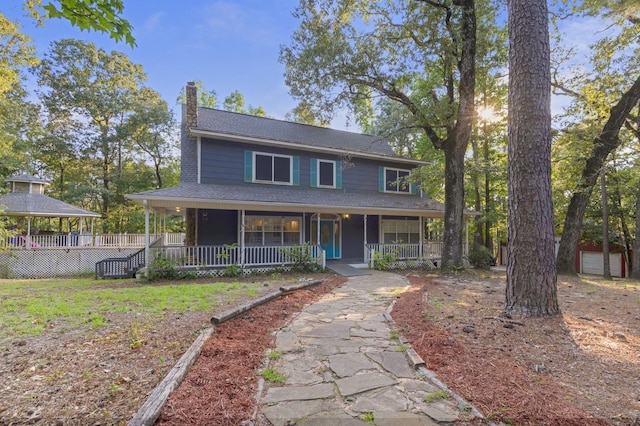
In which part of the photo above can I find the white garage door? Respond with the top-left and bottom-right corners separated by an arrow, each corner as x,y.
581,252 -> 622,277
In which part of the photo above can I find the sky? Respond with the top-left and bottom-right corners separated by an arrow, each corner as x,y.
4,1 -> 611,131
5,0 -> 316,126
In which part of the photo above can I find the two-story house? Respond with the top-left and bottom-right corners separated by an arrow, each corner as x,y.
128,82 -> 452,272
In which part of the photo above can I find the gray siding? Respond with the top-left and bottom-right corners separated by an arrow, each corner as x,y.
200,137 -> 418,194
198,209 -> 237,245
342,215 -> 364,260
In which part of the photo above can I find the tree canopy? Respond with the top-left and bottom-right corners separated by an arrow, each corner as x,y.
24,0 -> 135,46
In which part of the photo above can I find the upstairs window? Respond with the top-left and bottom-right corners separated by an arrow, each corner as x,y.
254,152 -> 292,185
310,158 -> 342,189
384,168 -> 411,193
319,160 -> 335,187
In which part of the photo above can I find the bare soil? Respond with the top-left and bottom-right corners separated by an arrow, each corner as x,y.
2,269 -> 639,426
0,272 -> 342,426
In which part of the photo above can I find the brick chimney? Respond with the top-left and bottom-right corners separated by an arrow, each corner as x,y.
186,81 -> 197,138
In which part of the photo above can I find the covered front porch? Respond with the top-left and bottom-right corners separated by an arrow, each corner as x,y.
128,182 -> 466,274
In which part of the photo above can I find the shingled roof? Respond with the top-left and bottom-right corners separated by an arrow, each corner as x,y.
129,182 -> 446,217
191,108 -> 413,160
0,193 -> 101,218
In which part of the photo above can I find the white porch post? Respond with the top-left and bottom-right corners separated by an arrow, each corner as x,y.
363,214 -> 368,263
240,209 -> 245,267
26,217 -> 31,248
144,200 -> 150,268
316,213 -> 320,245
90,218 -> 95,246
419,216 -> 424,258
302,213 -> 305,244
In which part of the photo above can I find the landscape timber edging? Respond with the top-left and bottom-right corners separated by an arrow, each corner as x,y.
128,278 -> 324,426
127,327 -> 214,426
210,279 -> 324,325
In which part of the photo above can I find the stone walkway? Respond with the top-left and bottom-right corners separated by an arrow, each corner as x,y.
255,271 -> 482,426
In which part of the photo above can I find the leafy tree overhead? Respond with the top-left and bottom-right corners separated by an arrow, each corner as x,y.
280,0 -> 501,269
24,0 -> 135,46
35,39 -> 175,232
553,1 -> 640,274
0,13 -> 38,96
506,0 -> 558,316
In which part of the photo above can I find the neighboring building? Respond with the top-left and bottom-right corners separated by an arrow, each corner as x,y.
128,82 -> 458,270
498,239 -> 630,278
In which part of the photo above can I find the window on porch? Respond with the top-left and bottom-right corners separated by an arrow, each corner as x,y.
244,216 -> 301,246
382,219 -> 420,244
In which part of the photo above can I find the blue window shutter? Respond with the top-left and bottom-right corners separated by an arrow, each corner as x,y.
336,161 -> 343,189
378,167 -> 385,192
244,151 -> 253,182
410,183 -> 417,195
310,158 -> 317,187
293,156 -> 300,186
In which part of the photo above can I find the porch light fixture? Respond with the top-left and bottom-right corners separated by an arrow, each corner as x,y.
343,214 -> 349,219
175,207 -> 181,213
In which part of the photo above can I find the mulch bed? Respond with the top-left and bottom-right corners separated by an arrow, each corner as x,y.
155,275 -> 347,425
391,274 -> 614,426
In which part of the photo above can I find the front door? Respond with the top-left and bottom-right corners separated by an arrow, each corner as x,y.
311,216 -> 341,259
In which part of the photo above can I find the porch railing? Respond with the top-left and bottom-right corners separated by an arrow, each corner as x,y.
365,241 -> 445,267
153,244 -> 325,270
2,233 -> 185,249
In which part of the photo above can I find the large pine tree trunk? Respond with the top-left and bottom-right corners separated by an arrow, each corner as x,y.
556,76 -> 640,274
506,0 -> 558,316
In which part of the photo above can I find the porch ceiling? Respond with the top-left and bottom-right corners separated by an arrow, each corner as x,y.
127,182 -> 452,218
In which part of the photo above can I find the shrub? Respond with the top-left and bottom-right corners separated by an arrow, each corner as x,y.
221,263 -> 242,277
281,243 -> 324,273
145,256 -> 178,281
373,250 -> 397,270
468,245 -> 495,270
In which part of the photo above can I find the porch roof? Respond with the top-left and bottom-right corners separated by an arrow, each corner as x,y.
0,193 -> 101,218
127,183 -> 451,217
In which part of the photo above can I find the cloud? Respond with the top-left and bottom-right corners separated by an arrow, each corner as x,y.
196,1 -> 284,46
143,12 -> 166,34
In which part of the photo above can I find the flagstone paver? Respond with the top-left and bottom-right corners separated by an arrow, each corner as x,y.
254,270 -> 482,426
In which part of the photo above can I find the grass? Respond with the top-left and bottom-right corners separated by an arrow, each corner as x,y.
0,277 -> 271,342
424,389 -> 450,403
260,367 -> 287,383
360,412 -> 376,424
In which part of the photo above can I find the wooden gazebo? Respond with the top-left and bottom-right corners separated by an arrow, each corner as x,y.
0,173 -> 100,247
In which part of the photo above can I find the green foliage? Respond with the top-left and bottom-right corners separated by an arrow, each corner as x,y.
0,276 -> 263,341
360,412 -> 375,424
373,250 -> 397,271
424,390 -> 449,403
26,0 -> 135,46
260,367 -> 287,383
221,263 -> 242,277
35,39 -> 176,232
280,243 -> 324,272
467,245 -> 495,270
145,256 -> 178,281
